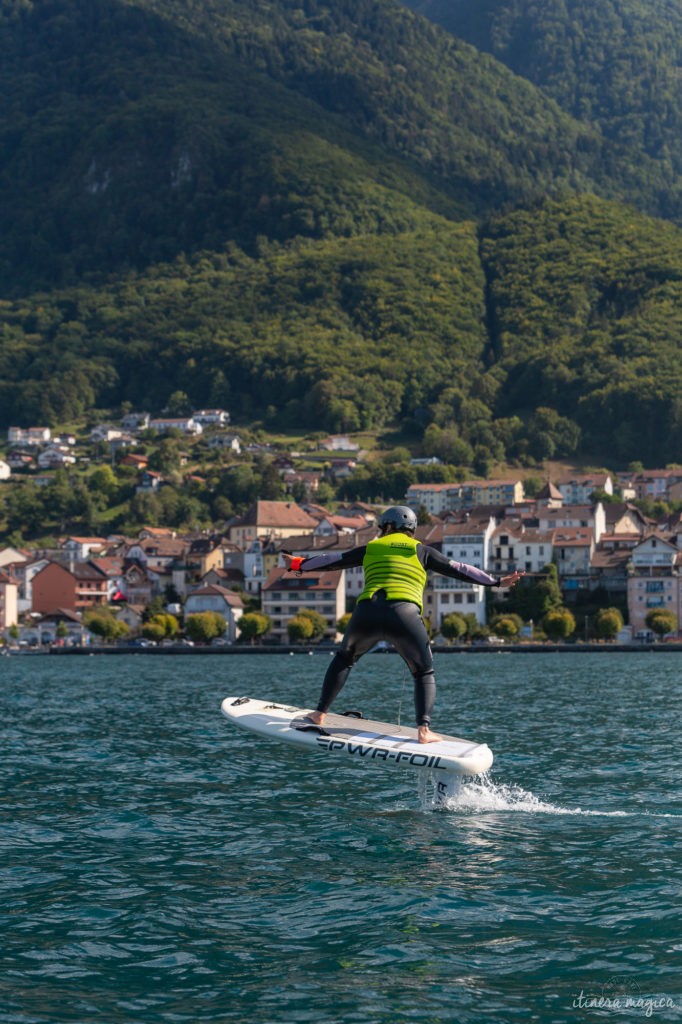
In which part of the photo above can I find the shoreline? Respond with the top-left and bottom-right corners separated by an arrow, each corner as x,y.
3,642 -> 678,656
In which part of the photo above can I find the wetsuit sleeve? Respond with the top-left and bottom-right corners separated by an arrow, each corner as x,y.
293,546 -> 367,572
418,544 -> 501,586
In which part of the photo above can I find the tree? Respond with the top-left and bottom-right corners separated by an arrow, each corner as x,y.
144,613 -> 179,640
288,614 -> 314,643
148,438 -> 182,474
238,611 -> 271,644
316,481 -> 335,505
423,423 -> 474,466
440,612 -> 467,643
645,608 -> 678,640
258,459 -> 286,500
4,481 -> 46,537
510,564 -> 562,622
211,494 -> 234,524
290,480 -> 307,504
594,607 -> 624,641
83,609 -> 129,642
159,613 -> 180,637
416,503 -> 431,525
142,621 -> 166,643
296,607 -> 328,641
490,613 -> 522,639
542,607 -> 576,642
88,465 -> 119,503
165,390 -> 191,416
522,476 -> 542,498
527,407 -> 581,459
185,612 -> 226,643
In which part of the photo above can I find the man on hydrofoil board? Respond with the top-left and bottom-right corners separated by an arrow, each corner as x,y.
283,505 -> 523,743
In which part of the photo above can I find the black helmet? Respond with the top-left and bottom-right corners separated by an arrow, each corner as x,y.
378,505 -> 417,534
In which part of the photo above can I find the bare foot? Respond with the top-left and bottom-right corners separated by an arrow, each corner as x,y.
306,711 -> 326,726
417,725 -> 442,744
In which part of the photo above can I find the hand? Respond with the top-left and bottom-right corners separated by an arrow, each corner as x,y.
281,552 -> 303,575
498,570 -> 525,588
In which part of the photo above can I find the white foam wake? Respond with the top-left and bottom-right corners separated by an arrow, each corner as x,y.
421,771 -> 629,816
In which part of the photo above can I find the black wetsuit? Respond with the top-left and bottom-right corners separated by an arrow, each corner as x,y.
294,540 -> 502,727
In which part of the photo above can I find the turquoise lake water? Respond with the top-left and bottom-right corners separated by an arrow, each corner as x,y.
1,651 -> 681,1024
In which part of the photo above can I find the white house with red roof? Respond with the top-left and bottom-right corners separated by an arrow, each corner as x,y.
60,536 -> 109,561
148,417 -> 203,436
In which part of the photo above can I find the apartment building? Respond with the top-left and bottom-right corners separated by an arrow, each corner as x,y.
261,567 -> 345,644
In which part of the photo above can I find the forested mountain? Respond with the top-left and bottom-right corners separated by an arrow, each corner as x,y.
4,0 -> 681,295
1,0 -> 681,467
403,0 -> 682,217
0,0 -> 619,293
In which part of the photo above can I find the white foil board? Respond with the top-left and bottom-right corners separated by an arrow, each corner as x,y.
221,696 -> 493,777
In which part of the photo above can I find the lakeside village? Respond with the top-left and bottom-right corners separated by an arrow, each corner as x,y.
0,413 -> 681,650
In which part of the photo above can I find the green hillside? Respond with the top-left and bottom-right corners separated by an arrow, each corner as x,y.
403,0 -> 682,217
0,218 -> 488,430
3,194 -> 682,464
480,195 -> 682,465
0,0 -> 664,293
1,0 -> 681,468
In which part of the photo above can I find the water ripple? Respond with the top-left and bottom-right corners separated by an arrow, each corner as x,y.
1,652 -> 681,1023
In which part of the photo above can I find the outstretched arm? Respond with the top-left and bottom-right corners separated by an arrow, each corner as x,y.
282,547 -> 367,573
420,546 -> 525,588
